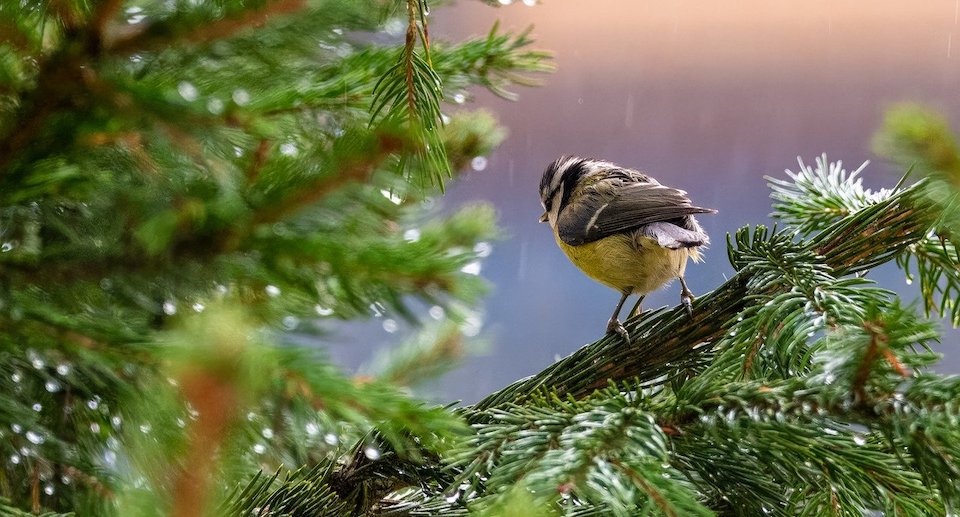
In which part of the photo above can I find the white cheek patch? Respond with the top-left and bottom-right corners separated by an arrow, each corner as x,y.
548,191 -> 563,225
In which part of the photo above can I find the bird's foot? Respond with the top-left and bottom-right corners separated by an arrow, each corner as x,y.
606,318 -> 630,343
680,289 -> 695,317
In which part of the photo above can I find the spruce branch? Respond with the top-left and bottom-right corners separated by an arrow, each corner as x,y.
475,170 -> 941,409
104,0 -> 308,56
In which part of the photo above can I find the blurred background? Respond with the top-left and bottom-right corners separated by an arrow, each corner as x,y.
331,0 -> 960,402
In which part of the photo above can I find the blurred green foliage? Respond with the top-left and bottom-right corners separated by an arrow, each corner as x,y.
0,0 -> 548,514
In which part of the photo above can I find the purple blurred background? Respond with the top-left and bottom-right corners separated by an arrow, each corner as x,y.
333,1 -> 960,402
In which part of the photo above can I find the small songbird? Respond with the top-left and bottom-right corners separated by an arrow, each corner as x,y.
538,156 -> 716,342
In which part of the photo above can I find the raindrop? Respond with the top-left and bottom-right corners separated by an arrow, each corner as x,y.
470,156 -> 488,171
178,82 -> 199,102
29,352 -> 45,370
25,430 -> 44,444
61,475 -> 72,485
265,285 -> 281,297
176,418 -> 186,428
282,315 -> 299,329
162,301 -> 177,315
261,428 -> 274,439
232,89 -> 251,105
305,422 -> 319,436
428,305 -> 445,320
315,305 -> 334,316
10,454 -> 20,465
11,371 -> 22,383
452,93 -> 466,104
279,142 -> 298,156
461,261 -> 482,275
90,423 -> 100,433
323,432 -> 338,445
43,484 -> 54,495
11,423 -> 22,433
139,423 -> 152,434
522,0 -> 536,5
45,379 -> 61,392
474,242 -> 492,257
32,403 -> 42,412
192,302 -> 205,313
103,450 -> 117,467
363,445 -> 380,460
87,398 -> 100,410
252,443 -> 266,454
1,241 -> 14,252
111,415 -> 122,428
56,363 -> 71,376
206,98 -> 224,114
382,319 -> 398,333
369,302 -> 385,317
823,427 -> 838,436
853,434 -> 867,446
905,277 -> 913,285
380,189 -> 403,205
461,314 -> 483,337
403,228 -> 421,242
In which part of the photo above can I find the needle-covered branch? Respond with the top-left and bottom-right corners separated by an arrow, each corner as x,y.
475,172 -> 942,409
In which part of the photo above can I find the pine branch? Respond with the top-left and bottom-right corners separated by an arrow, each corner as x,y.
475,177 -> 939,409
104,0 -> 308,56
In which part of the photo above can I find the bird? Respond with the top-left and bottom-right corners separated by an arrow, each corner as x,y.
538,156 -> 716,342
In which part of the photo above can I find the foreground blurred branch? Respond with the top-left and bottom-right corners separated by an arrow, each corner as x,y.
475,182 -> 936,410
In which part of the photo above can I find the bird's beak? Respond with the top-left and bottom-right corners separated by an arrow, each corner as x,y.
538,212 -> 548,223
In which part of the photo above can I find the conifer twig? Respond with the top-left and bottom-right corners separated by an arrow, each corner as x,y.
105,0 -> 307,55
475,182 -> 938,410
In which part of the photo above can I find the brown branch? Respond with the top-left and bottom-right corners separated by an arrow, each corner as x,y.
171,367 -> 241,517
105,0 -> 306,55
31,465 -> 40,513
90,0 -> 125,45
610,458 -> 679,517
852,320 -> 886,402
404,0 -> 418,116
247,139 -> 272,182
250,132 -> 405,226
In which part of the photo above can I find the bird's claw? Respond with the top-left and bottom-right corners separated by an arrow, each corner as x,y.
680,291 -> 695,318
607,318 -> 630,343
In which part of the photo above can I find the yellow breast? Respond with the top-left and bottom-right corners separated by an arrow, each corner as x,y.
556,231 -> 697,295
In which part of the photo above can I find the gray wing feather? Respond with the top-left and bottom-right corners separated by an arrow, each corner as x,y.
556,181 -> 715,246
642,222 -> 709,249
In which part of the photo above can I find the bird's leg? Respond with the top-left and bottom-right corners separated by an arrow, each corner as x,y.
606,291 -> 631,343
628,295 -> 646,318
678,276 -> 695,317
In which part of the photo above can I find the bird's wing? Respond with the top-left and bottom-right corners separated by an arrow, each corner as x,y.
642,221 -> 708,249
556,181 -> 715,246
